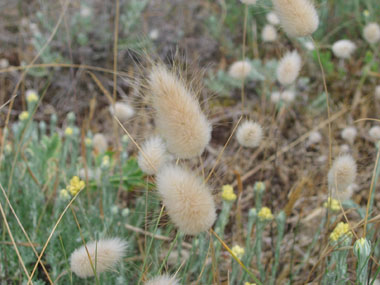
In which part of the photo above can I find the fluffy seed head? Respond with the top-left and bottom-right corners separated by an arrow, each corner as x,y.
156,165 -> 216,235
240,0 -> 257,4
93,133 -> 108,153
369,126 -> 380,141
138,136 -> 169,175
70,238 -> 127,278
145,275 -> 179,285
266,12 -> 280,25
110,102 -> 134,122
307,131 -> 322,145
273,0 -> 319,37
236,120 -> 263,148
332,40 -> 356,59
328,154 -> 357,194
228,60 -> 252,80
363,22 -> 380,44
281,90 -> 296,103
341,127 -> 357,144
276,51 -> 302,86
262,25 -> 278,42
271,91 -> 281,103
149,65 -> 211,159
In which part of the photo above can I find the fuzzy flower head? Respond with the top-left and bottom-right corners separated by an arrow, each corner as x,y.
323,197 -> 340,212
145,274 -> 179,285
262,24 -> 278,42
228,60 -> 252,80
101,155 -> 110,169
231,245 -> 245,259
328,154 -> 357,194
70,237 -> 127,278
236,120 -> 263,148
332,40 -> 356,59
254,181 -> 265,193
266,12 -> 280,25
271,91 -> 281,103
281,90 -> 296,103
149,65 -> 211,159
156,165 -> 216,235
353,238 -> 371,258
330,222 -> 352,242
110,102 -> 135,122
258,207 -> 274,221
67,176 -> 85,196
276,51 -> 302,86
65,127 -> 73,137
221,185 -> 236,202
84,137 -> 92,147
93,133 -> 108,153
273,0 -> 319,37
138,136 -> 169,175
19,111 -> 29,121
26,90 -> 38,103
59,189 -> 70,200
369,126 -> 380,141
363,22 -> 380,44
341,127 -> 357,144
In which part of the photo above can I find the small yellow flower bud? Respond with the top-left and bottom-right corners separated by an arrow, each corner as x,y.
221,185 -> 236,202
65,127 -> 73,136
323,197 -> 340,212
231,245 -> 245,259
84,137 -> 92,147
258,207 -> 273,221
330,222 -> 351,241
59,189 -> 70,200
26,90 -> 39,103
19,111 -> 29,121
67,176 -> 85,196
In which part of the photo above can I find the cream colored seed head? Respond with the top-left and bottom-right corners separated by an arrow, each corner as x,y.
332,40 -> 356,59
70,238 -> 127,278
273,0 -> 319,37
93,133 -> 108,153
149,65 -> 211,159
156,165 -> 216,235
138,136 -> 169,175
307,131 -> 322,145
228,60 -> 252,80
341,127 -> 357,144
110,101 -> 135,122
267,12 -> 280,25
363,22 -> 380,44
145,275 -> 179,285
369,126 -> 380,141
276,51 -> 302,86
262,24 -> 278,42
236,120 -> 263,148
328,154 -> 357,194
271,91 -> 281,103
281,90 -> 296,103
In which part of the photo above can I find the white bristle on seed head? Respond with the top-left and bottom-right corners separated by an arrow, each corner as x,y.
273,0 -> 319,37
276,51 -> 302,86
369,126 -> 380,141
332,40 -> 356,59
93,133 -> 108,153
363,22 -> 380,44
328,154 -> 357,194
228,60 -> 252,80
266,12 -> 280,25
110,102 -> 134,122
145,275 -> 179,285
236,120 -> 263,148
375,86 -> 380,100
138,136 -> 168,175
340,144 -> 350,154
307,131 -> 322,145
156,165 -> 216,235
271,91 -> 281,103
240,0 -> 257,4
332,183 -> 357,201
341,127 -> 357,144
149,65 -> 211,159
281,90 -> 296,103
262,25 -> 278,42
70,238 -> 127,278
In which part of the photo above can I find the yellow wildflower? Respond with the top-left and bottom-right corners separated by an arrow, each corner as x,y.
67,176 -> 85,196
258,207 -> 273,221
330,222 -> 352,241
26,90 -> 39,103
221,185 -> 236,202
245,283 -> 257,285
59,189 -> 70,200
19,111 -> 29,121
65,127 -> 73,136
323,197 -> 340,212
101,155 -> 110,168
231,245 -> 245,259
363,10 -> 369,17
84,137 -> 92,147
